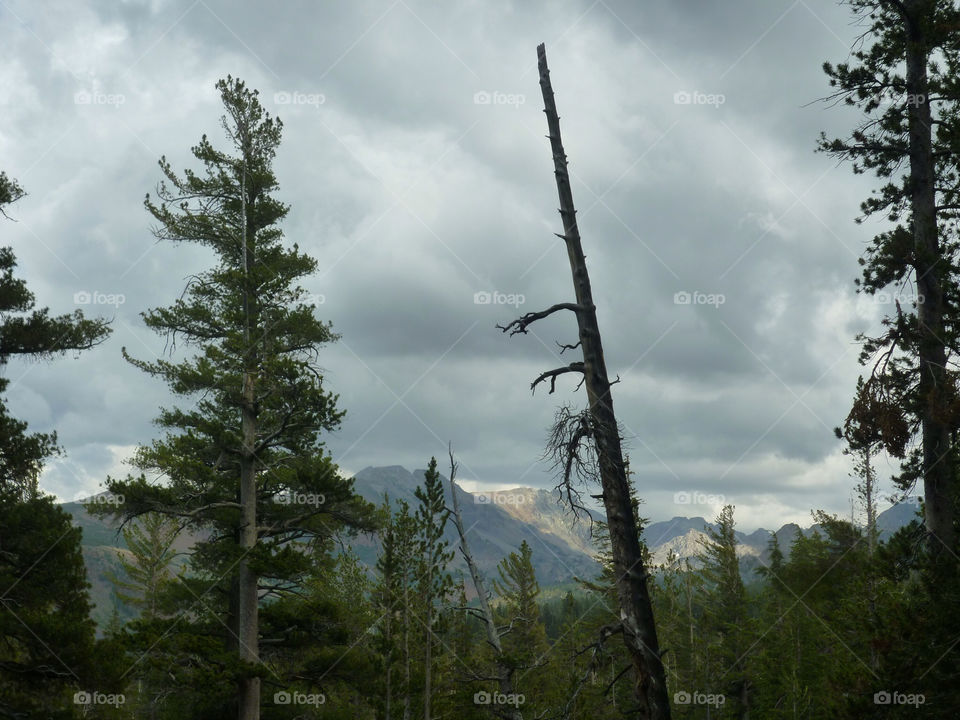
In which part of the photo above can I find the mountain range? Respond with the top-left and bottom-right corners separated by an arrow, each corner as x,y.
59,465 -> 923,628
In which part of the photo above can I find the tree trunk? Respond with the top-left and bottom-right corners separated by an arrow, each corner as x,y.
535,43 -> 670,719
237,153 -> 260,720
238,374 -> 260,720
447,452 -> 523,720
423,568 -> 432,720
402,572 -> 411,720
904,0 -> 955,556
864,445 -> 877,559
384,603 -> 393,720
862,444 -> 880,672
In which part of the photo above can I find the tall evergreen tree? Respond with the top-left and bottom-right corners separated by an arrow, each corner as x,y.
697,505 -> 750,718
107,513 -> 179,620
373,497 -> 419,720
413,458 -> 453,720
100,515 -> 180,720
651,550 -> 703,717
0,172 -> 116,718
493,540 -> 547,674
0,173 -> 111,497
93,78 -> 375,720
493,540 -> 547,715
820,0 -> 960,558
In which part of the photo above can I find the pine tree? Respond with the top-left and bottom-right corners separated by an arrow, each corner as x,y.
651,550 -> 703,717
697,505 -> 750,718
258,547 -> 379,718
820,0 -> 960,558
494,540 -> 547,673
444,449 -> 522,720
753,533 -> 809,719
107,513 -> 179,620
0,492 -> 124,718
0,173 -> 110,497
0,171 -> 115,717
374,497 -> 419,720
102,513 -> 179,719
413,458 -> 454,720
0,172 -> 24,218
493,540 -> 547,714
92,78 -> 376,719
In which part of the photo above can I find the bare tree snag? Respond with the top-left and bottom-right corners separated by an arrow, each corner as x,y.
446,448 -> 523,720
497,43 -> 671,719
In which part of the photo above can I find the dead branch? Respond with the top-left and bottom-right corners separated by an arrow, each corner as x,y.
556,340 -> 581,354
446,444 -> 524,720
532,362 -> 585,394
496,303 -> 584,336
542,405 -> 596,522
560,622 -> 624,719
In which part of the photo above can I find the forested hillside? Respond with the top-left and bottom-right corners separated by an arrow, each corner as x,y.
63,470 -> 920,630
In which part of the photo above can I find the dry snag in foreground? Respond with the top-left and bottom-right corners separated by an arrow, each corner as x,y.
497,43 -> 671,719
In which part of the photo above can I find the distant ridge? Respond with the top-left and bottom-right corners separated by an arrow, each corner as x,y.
59,466 -> 922,626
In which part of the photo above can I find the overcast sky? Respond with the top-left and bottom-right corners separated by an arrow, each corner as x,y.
2,0 -> 920,531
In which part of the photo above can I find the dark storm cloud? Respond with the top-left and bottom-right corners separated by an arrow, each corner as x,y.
2,0 -> 904,528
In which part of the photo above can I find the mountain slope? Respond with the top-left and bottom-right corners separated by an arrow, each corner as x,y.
350,466 -> 602,587
60,468 -> 921,626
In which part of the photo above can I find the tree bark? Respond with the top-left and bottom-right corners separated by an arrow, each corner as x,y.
447,451 -> 523,720
424,566 -> 433,720
384,603 -> 393,720
238,370 -> 260,720
864,444 -> 878,559
535,43 -> 670,719
402,573 -> 411,720
903,0 -> 955,556
237,152 -> 260,720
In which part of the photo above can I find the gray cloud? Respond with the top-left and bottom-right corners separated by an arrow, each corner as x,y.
2,0 -> 908,530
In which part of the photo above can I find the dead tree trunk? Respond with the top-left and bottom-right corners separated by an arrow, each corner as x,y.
446,449 -> 523,720
499,44 -> 670,719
